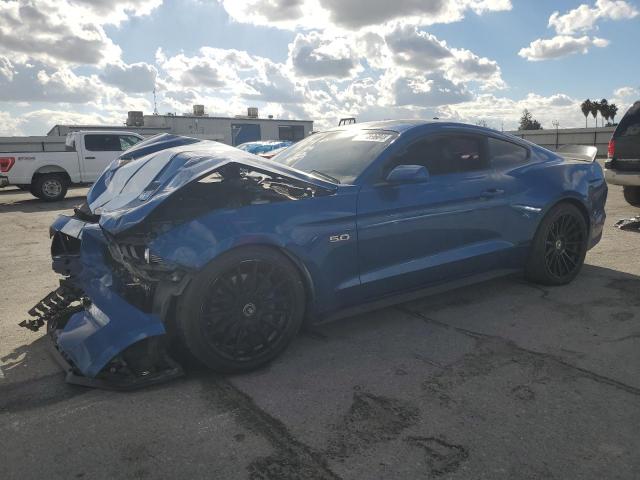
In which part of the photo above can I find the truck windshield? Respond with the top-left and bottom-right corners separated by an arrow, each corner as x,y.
270,129 -> 398,184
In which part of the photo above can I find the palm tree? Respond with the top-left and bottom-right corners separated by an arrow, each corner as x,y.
609,103 -> 619,125
599,99 -> 609,127
590,101 -> 600,128
580,99 -> 592,128
600,103 -> 610,125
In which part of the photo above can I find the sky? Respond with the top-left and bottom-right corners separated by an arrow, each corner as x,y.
0,0 -> 639,135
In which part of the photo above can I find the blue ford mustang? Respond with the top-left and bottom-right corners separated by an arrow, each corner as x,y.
22,121 -> 607,388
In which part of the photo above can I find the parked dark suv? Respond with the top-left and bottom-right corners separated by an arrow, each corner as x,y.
605,101 -> 640,206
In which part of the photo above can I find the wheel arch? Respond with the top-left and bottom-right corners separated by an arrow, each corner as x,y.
32,165 -> 71,183
169,242 -> 317,324
529,195 -> 592,253
547,196 -> 591,231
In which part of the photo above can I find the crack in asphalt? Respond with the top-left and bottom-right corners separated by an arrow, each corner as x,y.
200,374 -> 341,480
397,306 -> 640,397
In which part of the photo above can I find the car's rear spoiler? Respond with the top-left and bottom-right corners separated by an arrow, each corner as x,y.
557,145 -> 598,163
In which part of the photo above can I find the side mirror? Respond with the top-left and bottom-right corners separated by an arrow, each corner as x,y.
385,164 -> 430,183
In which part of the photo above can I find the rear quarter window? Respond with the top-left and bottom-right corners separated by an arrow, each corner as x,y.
488,137 -> 529,170
615,102 -> 640,137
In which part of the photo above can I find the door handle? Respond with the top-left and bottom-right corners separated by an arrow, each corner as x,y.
481,188 -> 505,198
85,156 -> 96,160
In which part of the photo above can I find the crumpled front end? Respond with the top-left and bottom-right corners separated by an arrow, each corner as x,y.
22,213 -> 184,389
20,137 -> 337,389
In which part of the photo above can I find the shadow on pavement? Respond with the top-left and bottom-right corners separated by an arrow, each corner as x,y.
0,191 -> 86,213
0,336 -> 89,414
2,264 -> 638,396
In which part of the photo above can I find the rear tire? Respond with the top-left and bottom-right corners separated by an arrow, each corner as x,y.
623,186 -> 640,207
175,247 -> 306,372
32,173 -> 68,202
525,203 -> 588,286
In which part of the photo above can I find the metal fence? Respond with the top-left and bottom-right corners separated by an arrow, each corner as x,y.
508,127 -> 615,157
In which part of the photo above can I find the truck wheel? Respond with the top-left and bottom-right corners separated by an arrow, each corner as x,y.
623,186 -> 640,207
32,174 -> 68,202
525,203 -> 588,286
175,247 -> 306,372
29,184 -> 43,199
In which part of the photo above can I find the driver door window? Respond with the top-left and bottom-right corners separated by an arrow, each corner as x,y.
388,134 -> 488,178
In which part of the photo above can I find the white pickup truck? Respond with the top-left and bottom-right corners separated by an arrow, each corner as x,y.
0,130 -> 143,201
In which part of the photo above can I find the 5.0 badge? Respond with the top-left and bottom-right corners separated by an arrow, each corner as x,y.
329,233 -> 351,242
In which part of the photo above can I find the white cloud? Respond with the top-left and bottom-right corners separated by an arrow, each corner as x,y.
153,47 -> 307,116
156,47 -> 252,90
69,0 -> 163,24
611,86 -> 640,120
244,59 -> 306,103
447,48 -> 505,90
219,0 -> 511,30
100,62 -> 157,93
548,0 -> 638,35
0,1 -> 162,67
382,70 -> 473,107
0,59 -> 103,103
521,1 -> 636,64
19,109 -> 121,135
289,31 -> 363,78
518,35 -> 609,61
439,93 -> 584,130
0,111 -> 24,136
385,24 -> 453,71
355,25 -> 505,90
613,86 -> 640,99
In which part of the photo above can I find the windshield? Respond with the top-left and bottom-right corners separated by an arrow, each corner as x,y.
270,129 -> 398,184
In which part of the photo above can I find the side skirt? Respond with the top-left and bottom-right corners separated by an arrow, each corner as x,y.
315,268 -> 520,325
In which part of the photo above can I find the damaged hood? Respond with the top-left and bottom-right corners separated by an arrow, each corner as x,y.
87,135 -> 336,235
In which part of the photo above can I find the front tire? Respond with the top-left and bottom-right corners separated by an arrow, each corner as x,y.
175,247 -> 306,372
32,173 -> 68,202
623,186 -> 640,207
525,203 -> 588,286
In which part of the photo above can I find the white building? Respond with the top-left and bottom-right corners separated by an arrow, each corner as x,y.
47,106 -> 314,146
140,107 -> 313,145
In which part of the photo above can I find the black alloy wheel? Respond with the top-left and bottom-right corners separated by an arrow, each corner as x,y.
543,213 -> 585,279
201,259 -> 296,362
526,203 -> 588,286
176,247 -> 305,372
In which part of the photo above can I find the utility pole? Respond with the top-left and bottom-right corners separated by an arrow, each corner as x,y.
552,120 -> 560,150
153,87 -> 159,116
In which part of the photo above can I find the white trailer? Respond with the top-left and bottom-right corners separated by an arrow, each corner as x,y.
0,130 -> 143,201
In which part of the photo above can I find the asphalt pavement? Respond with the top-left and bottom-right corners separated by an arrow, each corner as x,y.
1,184 -> 639,479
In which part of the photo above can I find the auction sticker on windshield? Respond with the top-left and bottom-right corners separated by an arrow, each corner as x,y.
351,132 -> 394,142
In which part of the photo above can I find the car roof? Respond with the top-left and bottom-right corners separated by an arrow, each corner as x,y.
327,119 -> 495,135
